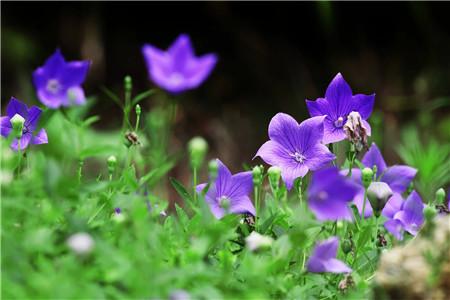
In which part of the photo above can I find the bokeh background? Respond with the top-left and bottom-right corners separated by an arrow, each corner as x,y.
2,2 -> 450,184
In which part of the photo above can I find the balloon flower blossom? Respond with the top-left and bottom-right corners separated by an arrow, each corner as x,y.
33,49 -> 90,109
307,237 -> 352,274
196,159 -> 255,219
1,97 -> 48,151
255,113 -> 335,190
306,73 -> 375,144
142,34 -> 218,93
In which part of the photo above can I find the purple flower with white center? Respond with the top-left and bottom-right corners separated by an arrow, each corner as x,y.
306,73 -> 375,144
383,191 -> 424,240
347,143 -> 417,218
33,49 -> 90,109
142,34 -> 217,94
306,237 -> 352,274
308,167 -> 359,221
254,113 -> 335,190
196,159 -> 255,219
1,97 -> 48,151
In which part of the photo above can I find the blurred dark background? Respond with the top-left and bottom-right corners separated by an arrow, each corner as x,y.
2,1 -> 450,172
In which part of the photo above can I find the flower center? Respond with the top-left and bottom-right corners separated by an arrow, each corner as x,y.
318,191 -> 328,201
169,72 -> 184,85
46,79 -> 61,94
290,152 -> 306,163
218,196 -> 230,209
334,116 -> 344,128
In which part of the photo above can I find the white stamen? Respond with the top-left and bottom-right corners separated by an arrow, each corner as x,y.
46,79 -> 61,94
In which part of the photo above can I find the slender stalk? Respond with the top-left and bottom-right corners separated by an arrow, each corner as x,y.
297,177 -> 303,208
193,166 -> 198,204
77,160 -> 84,183
361,189 -> 368,222
254,184 -> 260,231
16,140 -> 22,177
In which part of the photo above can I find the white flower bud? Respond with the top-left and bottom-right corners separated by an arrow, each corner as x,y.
245,231 -> 273,252
66,232 -> 94,255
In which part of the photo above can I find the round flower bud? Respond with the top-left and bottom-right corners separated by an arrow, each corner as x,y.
252,165 -> 263,185
268,166 -> 281,185
66,232 -> 94,255
107,155 -> 117,174
135,104 -> 141,116
423,205 -> 437,221
245,231 -> 273,252
435,188 -> 446,205
124,75 -> 132,92
362,167 -> 374,188
208,159 -> 219,180
188,136 -> 208,169
367,182 -> 393,217
341,239 -> 352,254
10,114 -> 25,138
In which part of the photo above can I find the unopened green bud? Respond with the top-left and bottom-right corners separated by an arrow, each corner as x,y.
435,188 -> 446,205
252,165 -> 263,185
112,211 -> 126,224
372,165 -> 378,180
367,182 -> 393,217
107,155 -> 117,174
135,104 -> 141,116
124,75 -> 132,92
424,205 -> 437,221
362,167 -> 373,189
10,114 -> 25,138
341,240 -> 352,254
268,166 -> 281,189
188,136 -> 208,169
208,159 -> 219,180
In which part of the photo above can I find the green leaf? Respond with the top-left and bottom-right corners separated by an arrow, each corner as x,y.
79,145 -> 113,159
101,86 -> 122,108
175,203 -> 189,231
169,177 -> 193,203
81,115 -> 100,128
131,89 -> 155,107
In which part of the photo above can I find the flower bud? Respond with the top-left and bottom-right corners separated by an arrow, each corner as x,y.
268,166 -> 281,188
10,114 -> 25,138
188,136 -> 208,169
66,232 -> 94,255
124,75 -> 132,93
341,239 -> 352,254
245,231 -> 273,252
435,188 -> 446,205
208,159 -> 219,180
107,155 -> 117,174
343,111 -> 368,152
252,165 -> 263,185
424,205 -> 437,222
367,182 -> 393,217
362,167 -> 374,189
135,104 -> 141,116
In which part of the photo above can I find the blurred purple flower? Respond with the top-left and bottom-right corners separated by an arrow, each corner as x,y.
255,113 -> 335,190
1,97 -> 48,151
383,191 -> 424,240
346,143 -> 417,218
33,49 -> 90,109
142,34 -> 217,93
307,237 -> 352,274
306,73 -> 375,144
308,167 -> 359,221
196,159 -> 254,219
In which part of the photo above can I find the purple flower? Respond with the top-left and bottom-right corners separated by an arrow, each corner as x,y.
383,191 -> 424,240
1,97 -> 48,151
348,143 -> 417,217
306,237 -> 352,274
306,73 -> 375,144
255,113 -> 335,190
33,49 -> 90,109
142,34 -> 217,93
196,159 -> 255,219
308,167 -> 359,221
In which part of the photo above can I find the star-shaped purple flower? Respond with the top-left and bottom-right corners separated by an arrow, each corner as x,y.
347,143 -> 417,217
308,167 -> 359,221
142,34 -> 218,94
1,97 -> 48,151
255,113 -> 335,190
306,237 -> 352,274
306,73 -> 375,144
383,191 -> 424,240
196,159 -> 255,219
33,49 -> 90,109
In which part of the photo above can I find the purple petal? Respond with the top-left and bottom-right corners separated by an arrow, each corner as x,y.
41,49 -> 66,77
305,98 -> 333,118
304,144 -> 335,171
384,219 -> 404,241
196,183 -> 208,194
32,67 -> 48,90
67,86 -> 86,106
281,163 -> 309,190
306,256 -> 327,273
381,165 -> 417,193
362,143 -> 387,178
254,140 -> 292,167
324,73 -> 354,118
37,89 -> 64,109
267,113 -> 301,152
205,196 -> 224,219
341,168 -> 363,185
298,116 -> 326,151
184,53 -> 217,89
228,171 -> 253,198
229,196 -> 256,216
25,106 -> 42,132
352,186 -> 374,218
1,116 -> 12,137
11,133 -> 32,151
352,93 -> 375,120
6,97 -> 28,119
323,258 -> 352,273
362,119 -> 372,136
394,191 -> 424,235
322,118 -> 347,144
312,237 -> 339,260
382,193 -> 404,219
215,159 -> 232,197
168,34 -> 195,70
61,61 -> 90,86
32,129 -> 48,145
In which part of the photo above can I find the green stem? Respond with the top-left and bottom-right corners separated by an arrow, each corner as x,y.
254,185 -> 260,231
193,166 -> 198,204
361,188 -> 368,222
87,202 -> 106,225
77,160 -> 84,183
297,178 -> 303,208
16,140 -> 22,176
